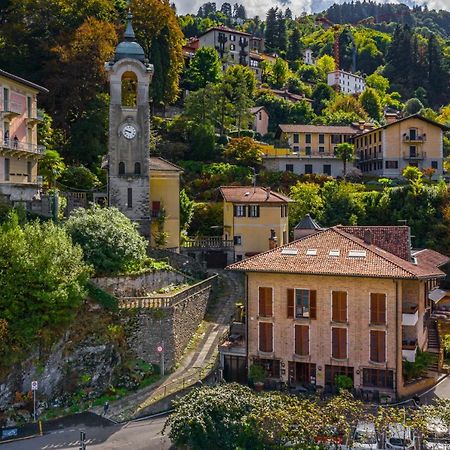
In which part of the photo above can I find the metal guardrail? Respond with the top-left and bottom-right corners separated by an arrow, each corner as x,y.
119,274 -> 218,309
0,140 -> 45,155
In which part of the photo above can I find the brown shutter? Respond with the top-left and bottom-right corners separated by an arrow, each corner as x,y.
287,289 -> 294,318
332,292 -> 347,322
259,287 -> 273,317
370,293 -> 386,324
259,322 -> 273,352
332,328 -> 347,359
295,325 -> 309,356
370,330 -> 386,363
310,290 -> 317,319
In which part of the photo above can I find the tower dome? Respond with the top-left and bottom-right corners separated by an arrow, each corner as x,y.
114,10 -> 146,63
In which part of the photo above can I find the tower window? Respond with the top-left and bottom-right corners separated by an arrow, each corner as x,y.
121,71 -> 138,107
134,162 -> 141,175
118,162 -> 125,175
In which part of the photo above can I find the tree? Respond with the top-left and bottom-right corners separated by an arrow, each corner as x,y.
59,166 -> 101,191
287,27 -> 302,62
427,34 -> 449,107
132,0 -> 184,104
275,9 -> 287,52
334,142 -> 355,177
264,8 -> 278,52
403,98 -> 424,116
65,205 -> 148,275
39,149 -> 66,187
322,95 -> 368,123
0,213 -> 91,368
316,54 -> 336,76
188,123 -> 217,161
402,166 -> 424,196
360,88 -> 383,121
180,189 -> 194,232
271,58 -> 289,88
187,46 -> 222,91
366,73 -> 390,95
312,83 -> 335,115
289,182 -> 324,230
223,137 -> 264,167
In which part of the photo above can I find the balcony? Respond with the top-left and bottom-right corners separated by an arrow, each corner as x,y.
0,139 -> 45,157
403,134 -> 426,143
26,110 -> 44,126
403,151 -> 426,160
402,304 -> 419,326
182,236 -> 234,249
402,340 -> 417,362
1,102 -> 22,119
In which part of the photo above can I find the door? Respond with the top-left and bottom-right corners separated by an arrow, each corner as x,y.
223,355 -> 247,383
205,250 -> 228,268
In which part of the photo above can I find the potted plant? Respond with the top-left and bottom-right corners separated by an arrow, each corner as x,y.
249,364 -> 267,392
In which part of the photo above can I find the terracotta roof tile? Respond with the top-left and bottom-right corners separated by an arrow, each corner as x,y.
219,186 -> 292,204
412,249 -> 450,269
149,157 -> 183,172
227,227 -> 445,280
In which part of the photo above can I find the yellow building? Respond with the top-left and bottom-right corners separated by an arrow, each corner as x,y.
354,114 -> 449,179
0,69 -> 48,203
149,157 -> 182,252
220,186 -> 292,261
227,226 -> 449,399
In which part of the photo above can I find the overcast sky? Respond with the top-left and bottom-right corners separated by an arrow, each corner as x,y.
174,0 -> 450,17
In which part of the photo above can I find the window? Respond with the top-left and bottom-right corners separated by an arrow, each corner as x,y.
305,134 -> 311,144
286,164 -> 294,172
134,162 -> 141,175
27,96 -> 32,118
385,160 -> 398,169
121,71 -> 138,107
230,44 -> 235,51
281,204 -> 288,218
370,293 -> 386,325
332,134 -> 340,144
259,322 -> 273,352
305,164 -> 313,174
369,134 -> 372,145
370,330 -> 386,363
432,161 -> 438,170
379,131 -> 382,141
409,145 -> 417,157
319,146 -> 325,153
118,162 -> 125,175
3,88 -> 9,111
323,164 -> 331,176
234,205 -> 246,217
234,235 -> 242,245
305,147 -> 311,156
325,365 -> 353,387
230,34 -> 236,41
332,327 -> 347,359
253,358 -> 280,378
363,368 -> 393,389
319,134 -> 325,144
27,161 -> 32,182
293,134 -> 299,144
248,205 -> 260,217
287,288 -> 317,319
332,291 -> 347,322
409,128 -> 417,140
127,188 -> 133,208
259,287 -> 273,317
295,325 -> 309,356
258,111 -> 262,120
4,158 -> 10,181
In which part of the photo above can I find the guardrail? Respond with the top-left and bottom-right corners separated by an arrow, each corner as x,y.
118,274 -> 218,309
0,139 -> 45,155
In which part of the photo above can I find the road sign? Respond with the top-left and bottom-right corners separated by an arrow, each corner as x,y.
156,345 -> 163,353
31,381 -> 38,391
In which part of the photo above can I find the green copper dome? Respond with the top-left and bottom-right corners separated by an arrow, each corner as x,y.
115,11 -> 146,63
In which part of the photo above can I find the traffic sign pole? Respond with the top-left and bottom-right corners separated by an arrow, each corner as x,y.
157,342 -> 164,376
31,381 -> 38,422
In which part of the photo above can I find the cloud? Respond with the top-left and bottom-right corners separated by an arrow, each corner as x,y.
173,0 -> 450,17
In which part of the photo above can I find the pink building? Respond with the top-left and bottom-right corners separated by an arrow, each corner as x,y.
0,69 -> 47,203
250,106 -> 269,137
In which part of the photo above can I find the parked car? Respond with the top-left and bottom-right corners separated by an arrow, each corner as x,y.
352,422 -> 378,450
385,424 -> 414,450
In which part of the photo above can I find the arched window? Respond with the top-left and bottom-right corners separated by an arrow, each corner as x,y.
134,162 -> 141,175
118,162 -> 125,175
121,71 -> 138,107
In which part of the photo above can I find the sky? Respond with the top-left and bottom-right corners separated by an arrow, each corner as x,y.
174,0 -> 450,17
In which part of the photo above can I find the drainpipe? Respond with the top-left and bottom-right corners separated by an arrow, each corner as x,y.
246,273 -> 249,380
395,279 -> 400,399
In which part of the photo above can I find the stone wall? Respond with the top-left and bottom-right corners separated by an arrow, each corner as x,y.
91,270 -> 187,297
148,248 -> 206,279
121,275 -> 217,370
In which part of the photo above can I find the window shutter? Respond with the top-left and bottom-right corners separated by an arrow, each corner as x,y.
310,290 -> 317,319
259,287 -> 272,317
370,330 -> 386,363
233,205 -> 237,217
259,322 -> 273,352
287,289 -> 294,318
332,328 -> 347,359
370,294 -> 386,324
332,291 -> 346,322
295,325 -> 309,356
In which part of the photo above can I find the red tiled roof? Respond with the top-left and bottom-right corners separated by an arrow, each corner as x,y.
338,226 -> 411,261
412,249 -> 450,268
219,186 -> 292,204
149,157 -> 183,172
226,227 -> 445,280
199,26 -> 251,38
278,124 -> 358,134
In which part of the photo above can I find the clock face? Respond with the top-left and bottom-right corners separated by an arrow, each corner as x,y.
123,124 -> 137,140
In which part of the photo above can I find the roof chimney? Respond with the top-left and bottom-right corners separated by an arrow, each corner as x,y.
266,188 -> 271,200
364,229 -> 373,245
269,229 -> 278,250
385,112 -> 399,125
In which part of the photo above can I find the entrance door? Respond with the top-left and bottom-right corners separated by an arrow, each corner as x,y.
288,362 -> 316,386
223,355 -> 247,383
325,365 -> 354,387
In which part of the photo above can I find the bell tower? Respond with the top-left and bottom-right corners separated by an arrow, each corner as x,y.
105,8 -> 153,236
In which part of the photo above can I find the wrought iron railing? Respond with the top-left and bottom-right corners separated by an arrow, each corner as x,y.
0,139 -> 45,155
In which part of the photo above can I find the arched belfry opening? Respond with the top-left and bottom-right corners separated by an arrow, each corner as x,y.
122,71 -> 138,107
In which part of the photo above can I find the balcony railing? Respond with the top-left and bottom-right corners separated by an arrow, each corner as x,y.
403,151 -> 426,160
264,150 -> 336,158
402,340 -> 418,362
0,139 -> 45,155
182,236 -> 234,249
402,304 -> 419,326
403,134 -> 426,143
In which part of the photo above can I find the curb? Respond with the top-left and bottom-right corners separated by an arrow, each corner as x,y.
0,433 -> 41,446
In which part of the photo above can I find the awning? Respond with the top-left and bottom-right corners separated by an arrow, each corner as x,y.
429,288 -> 450,303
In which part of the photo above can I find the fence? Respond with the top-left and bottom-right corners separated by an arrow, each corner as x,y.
182,237 -> 234,249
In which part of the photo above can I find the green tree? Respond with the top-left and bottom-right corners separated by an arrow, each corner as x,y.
359,88 -> 383,121
187,46 -> 222,90
334,142 -> 355,177
366,73 -> 390,95
180,189 -> 195,232
65,205 -> 148,275
427,34 -> 449,107
39,149 -> 66,187
289,182 -> 324,230
287,27 -> 302,62
312,83 -> 335,115
403,98 -> 424,116
271,58 -> 289,88
223,137 -> 263,167
59,166 -> 101,191
0,214 -> 91,367
316,54 -> 336,76
188,123 -> 217,161
264,7 -> 278,52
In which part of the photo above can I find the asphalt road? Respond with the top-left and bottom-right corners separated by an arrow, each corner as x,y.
4,414 -> 172,450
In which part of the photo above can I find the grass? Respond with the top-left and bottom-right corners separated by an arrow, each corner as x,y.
173,320 -> 208,371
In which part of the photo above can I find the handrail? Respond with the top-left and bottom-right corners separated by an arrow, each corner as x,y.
0,139 -> 45,155
182,237 -> 234,249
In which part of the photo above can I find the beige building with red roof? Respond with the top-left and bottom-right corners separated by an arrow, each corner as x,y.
219,186 -> 292,261
225,225 -> 449,399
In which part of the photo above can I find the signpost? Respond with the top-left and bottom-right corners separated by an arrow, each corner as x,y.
157,342 -> 164,376
79,430 -> 86,450
31,381 -> 38,422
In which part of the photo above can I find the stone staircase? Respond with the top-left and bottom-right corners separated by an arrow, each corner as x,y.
427,322 -> 441,375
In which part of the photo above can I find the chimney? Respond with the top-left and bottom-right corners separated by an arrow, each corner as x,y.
266,188 -> 271,200
364,229 -> 373,245
269,229 -> 278,250
385,112 -> 398,125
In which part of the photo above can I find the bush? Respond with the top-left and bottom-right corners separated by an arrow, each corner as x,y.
65,205 -> 147,275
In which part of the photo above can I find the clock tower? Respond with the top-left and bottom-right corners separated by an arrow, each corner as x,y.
105,9 -> 153,236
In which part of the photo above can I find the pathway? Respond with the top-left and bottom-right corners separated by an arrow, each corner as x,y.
91,270 -> 243,422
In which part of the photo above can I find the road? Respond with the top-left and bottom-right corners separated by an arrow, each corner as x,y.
4,415 -> 171,450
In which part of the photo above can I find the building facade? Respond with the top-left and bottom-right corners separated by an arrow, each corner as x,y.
227,226 -> 447,399
327,70 -> 366,94
0,70 -> 47,203
303,48 -> 316,65
220,186 -> 292,261
250,106 -> 269,136
354,115 -> 447,179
